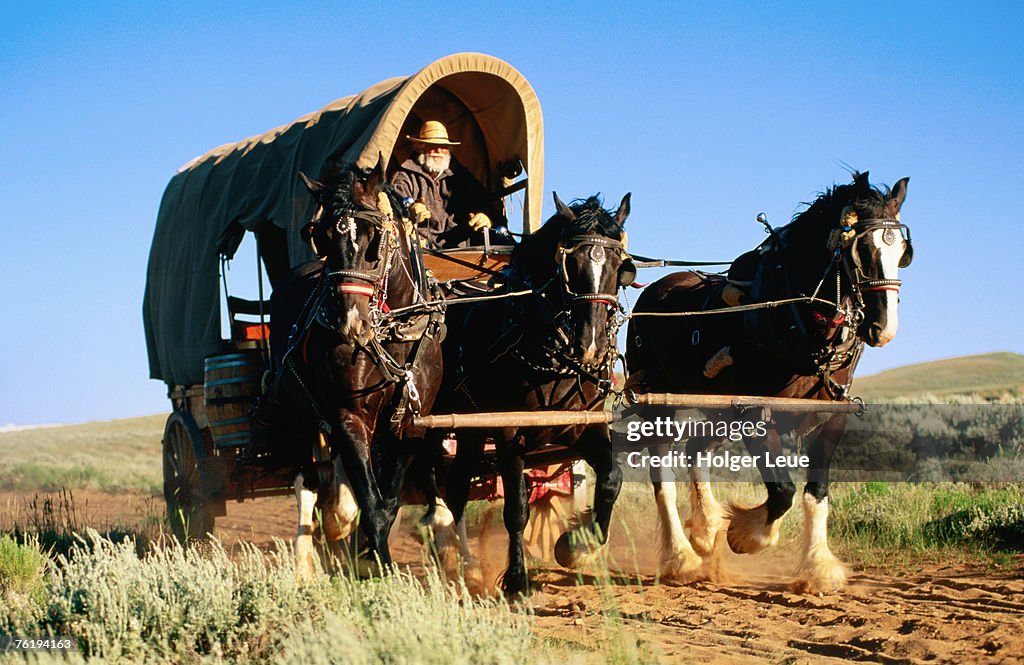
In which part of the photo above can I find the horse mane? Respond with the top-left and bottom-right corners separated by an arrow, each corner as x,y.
782,172 -> 892,237
317,161 -> 405,220
512,195 -> 623,284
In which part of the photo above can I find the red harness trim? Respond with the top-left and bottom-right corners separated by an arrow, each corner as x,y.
861,285 -> 901,293
813,311 -> 847,327
336,283 -> 375,297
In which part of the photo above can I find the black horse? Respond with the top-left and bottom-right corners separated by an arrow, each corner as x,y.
267,157 -> 444,579
625,172 -> 911,592
436,192 -> 633,595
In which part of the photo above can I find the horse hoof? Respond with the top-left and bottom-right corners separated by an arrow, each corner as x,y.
501,569 -> 530,597
791,574 -> 846,595
792,548 -> 848,594
554,531 -> 594,569
555,526 -> 606,569
659,549 -> 703,583
724,504 -> 779,554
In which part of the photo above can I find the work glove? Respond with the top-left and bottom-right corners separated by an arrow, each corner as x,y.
468,212 -> 492,231
410,202 -> 431,224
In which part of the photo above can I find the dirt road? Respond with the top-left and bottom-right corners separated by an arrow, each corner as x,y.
4,488 -> 1022,664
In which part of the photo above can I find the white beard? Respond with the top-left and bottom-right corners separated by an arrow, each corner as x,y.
418,151 -> 451,176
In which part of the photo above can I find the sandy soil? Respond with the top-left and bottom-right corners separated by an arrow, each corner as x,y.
3,488 -> 1022,664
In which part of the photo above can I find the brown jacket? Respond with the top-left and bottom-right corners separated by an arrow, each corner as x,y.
390,158 -> 505,248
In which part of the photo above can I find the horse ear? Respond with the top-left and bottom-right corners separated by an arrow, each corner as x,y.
299,171 -> 323,196
614,192 -> 631,226
553,192 -> 575,221
887,177 -> 910,215
853,171 -> 870,190
365,152 -> 386,192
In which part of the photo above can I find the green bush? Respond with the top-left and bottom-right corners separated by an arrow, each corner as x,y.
0,534 -> 49,630
2,532 -> 538,664
0,534 -> 47,593
828,483 -> 1024,556
922,494 -> 1024,551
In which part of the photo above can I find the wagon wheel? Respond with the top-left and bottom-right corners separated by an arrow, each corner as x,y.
523,461 -> 588,560
162,411 -> 215,544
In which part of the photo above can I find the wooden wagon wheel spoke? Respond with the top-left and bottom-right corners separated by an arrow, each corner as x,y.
162,411 -> 214,543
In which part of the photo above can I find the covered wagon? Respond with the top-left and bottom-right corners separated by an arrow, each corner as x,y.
144,53 -> 583,544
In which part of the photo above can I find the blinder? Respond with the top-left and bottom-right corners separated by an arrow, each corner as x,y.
899,232 -> 914,268
833,215 -> 913,296
618,258 -> 637,288
833,216 -> 913,270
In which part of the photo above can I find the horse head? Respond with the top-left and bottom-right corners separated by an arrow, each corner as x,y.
828,172 -> 912,347
548,192 -> 632,367
300,155 -> 401,346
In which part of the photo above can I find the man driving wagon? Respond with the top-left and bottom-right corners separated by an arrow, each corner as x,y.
391,120 -> 507,249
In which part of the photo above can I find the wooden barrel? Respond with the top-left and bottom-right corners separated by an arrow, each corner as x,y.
204,351 -> 264,448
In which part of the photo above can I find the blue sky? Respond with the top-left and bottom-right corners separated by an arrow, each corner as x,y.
1,1 -> 1021,425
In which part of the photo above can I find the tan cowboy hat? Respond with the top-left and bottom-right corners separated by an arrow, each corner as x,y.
406,120 -> 460,146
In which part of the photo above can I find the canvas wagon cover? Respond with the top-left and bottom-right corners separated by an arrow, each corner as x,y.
144,53 -> 543,388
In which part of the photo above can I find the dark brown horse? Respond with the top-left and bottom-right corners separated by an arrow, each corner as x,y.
268,158 -> 444,579
438,193 -> 633,595
625,172 -> 911,592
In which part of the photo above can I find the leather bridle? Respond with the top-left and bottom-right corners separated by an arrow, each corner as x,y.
833,216 -> 913,297
319,207 -> 401,318
555,234 -> 631,307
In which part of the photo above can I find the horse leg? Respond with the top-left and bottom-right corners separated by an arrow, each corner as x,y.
294,472 -> 318,582
376,434 -> 413,529
319,457 -> 359,572
498,438 -> 530,596
683,437 -> 726,557
725,416 -> 796,554
445,429 -> 485,525
648,441 -> 703,582
333,419 -> 393,569
439,430 -> 485,550
793,413 -> 848,593
554,427 -> 622,569
413,429 -> 481,592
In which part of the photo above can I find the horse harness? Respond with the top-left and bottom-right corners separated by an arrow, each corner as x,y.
505,233 -> 631,393
741,212 -> 912,399
283,206 -> 444,426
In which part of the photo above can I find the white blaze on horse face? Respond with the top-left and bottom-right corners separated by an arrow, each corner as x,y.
347,218 -> 359,254
344,306 -> 362,338
587,244 -> 606,294
870,228 -> 903,345
581,245 -> 607,361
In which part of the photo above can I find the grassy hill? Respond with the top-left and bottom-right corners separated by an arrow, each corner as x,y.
0,414 -> 165,492
853,352 -> 1024,401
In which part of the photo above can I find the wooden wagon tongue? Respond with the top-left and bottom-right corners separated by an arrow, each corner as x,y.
627,393 -> 863,413
412,410 -> 619,429
412,394 -> 859,428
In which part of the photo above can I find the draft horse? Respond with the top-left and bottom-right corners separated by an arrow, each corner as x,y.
440,193 -> 634,595
626,172 -> 911,592
269,157 -> 444,579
